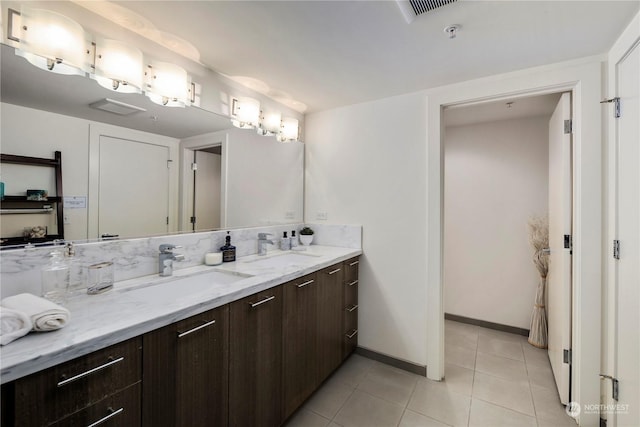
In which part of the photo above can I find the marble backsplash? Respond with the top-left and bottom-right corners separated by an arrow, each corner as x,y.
0,223 -> 362,298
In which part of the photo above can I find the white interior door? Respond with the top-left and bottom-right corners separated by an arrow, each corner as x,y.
547,92 -> 572,405
98,136 -> 170,239
614,40 -> 639,427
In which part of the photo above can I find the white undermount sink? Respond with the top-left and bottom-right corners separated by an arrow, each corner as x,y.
240,251 -> 320,269
119,270 -> 251,301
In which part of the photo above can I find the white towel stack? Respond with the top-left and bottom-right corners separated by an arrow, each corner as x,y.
0,293 -> 71,345
0,307 -> 32,346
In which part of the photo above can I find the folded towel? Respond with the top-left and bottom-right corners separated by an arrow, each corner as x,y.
0,307 -> 33,345
1,293 -> 70,331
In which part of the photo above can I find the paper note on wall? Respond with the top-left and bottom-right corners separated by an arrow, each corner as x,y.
63,196 -> 87,209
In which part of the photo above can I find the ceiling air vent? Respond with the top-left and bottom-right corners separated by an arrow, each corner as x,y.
89,98 -> 147,116
396,0 -> 457,24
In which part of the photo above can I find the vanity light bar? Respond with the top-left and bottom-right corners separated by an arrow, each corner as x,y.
7,7 -> 194,107
231,97 -> 301,142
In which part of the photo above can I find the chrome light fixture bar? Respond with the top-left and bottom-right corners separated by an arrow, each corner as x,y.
7,7 -> 194,108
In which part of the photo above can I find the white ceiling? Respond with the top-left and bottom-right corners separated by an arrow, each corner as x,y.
107,0 -> 639,113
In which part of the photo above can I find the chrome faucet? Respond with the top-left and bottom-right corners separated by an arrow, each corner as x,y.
159,244 -> 185,276
257,233 -> 274,256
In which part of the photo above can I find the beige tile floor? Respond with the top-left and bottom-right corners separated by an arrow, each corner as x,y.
284,320 -> 577,427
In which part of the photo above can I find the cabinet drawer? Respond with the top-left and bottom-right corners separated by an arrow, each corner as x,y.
344,276 -> 358,308
51,382 -> 141,427
15,337 -> 141,426
344,257 -> 360,284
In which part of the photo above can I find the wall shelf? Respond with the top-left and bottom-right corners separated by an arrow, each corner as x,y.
0,151 -> 64,247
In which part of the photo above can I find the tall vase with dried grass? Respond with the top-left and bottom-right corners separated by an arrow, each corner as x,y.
528,215 -> 549,349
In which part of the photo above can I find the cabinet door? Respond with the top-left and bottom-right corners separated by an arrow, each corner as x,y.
143,305 -> 229,427
344,258 -> 360,358
282,273 -> 318,419
316,264 -> 344,382
229,287 -> 283,427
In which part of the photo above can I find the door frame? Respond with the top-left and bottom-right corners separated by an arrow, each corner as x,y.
426,58 -> 603,427
179,130 -> 229,231
604,12 -> 640,427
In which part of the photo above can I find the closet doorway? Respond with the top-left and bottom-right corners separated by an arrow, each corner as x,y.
442,91 -> 573,405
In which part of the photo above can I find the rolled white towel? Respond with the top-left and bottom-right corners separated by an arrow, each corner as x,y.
0,307 -> 33,345
1,293 -> 70,331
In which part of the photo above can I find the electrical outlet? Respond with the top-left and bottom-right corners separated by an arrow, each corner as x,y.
316,212 -> 328,220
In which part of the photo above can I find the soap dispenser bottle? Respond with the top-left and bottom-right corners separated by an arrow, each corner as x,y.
290,230 -> 299,248
41,249 -> 70,305
220,231 -> 236,262
281,231 -> 291,250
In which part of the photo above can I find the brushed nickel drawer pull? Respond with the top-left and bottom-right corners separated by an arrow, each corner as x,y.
328,268 -> 341,275
250,295 -> 275,308
349,260 -> 359,266
57,357 -> 124,387
346,329 -> 358,339
348,280 -> 359,287
297,279 -> 315,288
347,304 -> 359,312
178,319 -> 216,338
87,407 -> 124,427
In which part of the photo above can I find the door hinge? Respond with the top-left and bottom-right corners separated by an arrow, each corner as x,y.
563,349 -> 572,364
613,239 -> 620,260
166,216 -> 169,225
190,216 -> 196,224
564,234 -> 573,253
191,162 -> 198,171
167,159 -> 173,169
600,97 -> 621,118
564,119 -> 572,134
600,374 -> 619,401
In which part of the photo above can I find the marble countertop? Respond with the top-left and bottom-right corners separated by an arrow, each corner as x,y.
0,245 -> 362,384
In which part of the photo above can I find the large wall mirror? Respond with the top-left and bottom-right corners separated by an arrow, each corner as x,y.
0,43 -> 304,245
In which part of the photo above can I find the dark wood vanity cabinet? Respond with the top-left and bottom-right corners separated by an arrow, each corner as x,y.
343,257 -> 360,358
12,337 -> 142,427
229,286 -> 284,427
4,257 -> 360,427
142,305 -> 229,427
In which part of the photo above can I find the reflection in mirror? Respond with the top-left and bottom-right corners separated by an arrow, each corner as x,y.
0,43 -> 303,247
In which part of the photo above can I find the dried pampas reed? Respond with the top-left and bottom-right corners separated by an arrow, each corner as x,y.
528,215 -> 549,349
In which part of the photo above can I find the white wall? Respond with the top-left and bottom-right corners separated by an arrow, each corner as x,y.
305,92 -> 428,365
444,117 -> 549,329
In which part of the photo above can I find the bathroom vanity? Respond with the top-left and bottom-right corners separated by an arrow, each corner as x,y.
0,246 -> 360,427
